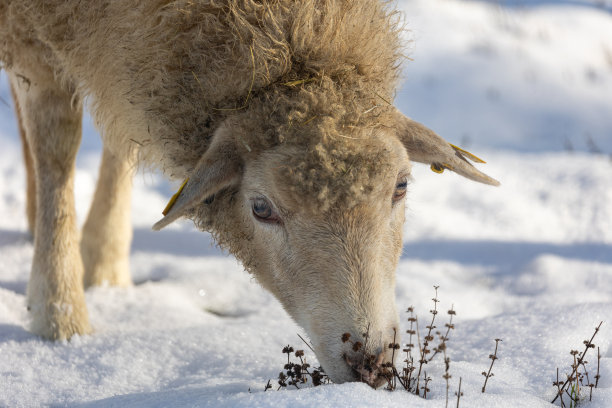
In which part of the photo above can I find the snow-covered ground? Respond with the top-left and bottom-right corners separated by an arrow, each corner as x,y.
1,0 -> 611,407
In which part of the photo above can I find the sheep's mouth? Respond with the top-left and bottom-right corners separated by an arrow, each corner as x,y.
344,352 -> 392,388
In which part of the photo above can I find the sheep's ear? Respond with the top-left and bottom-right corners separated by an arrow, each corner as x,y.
152,128 -> 242,231
393,110 -> 500,186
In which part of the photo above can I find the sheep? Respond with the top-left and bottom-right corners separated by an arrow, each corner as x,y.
0,0 -> 498,386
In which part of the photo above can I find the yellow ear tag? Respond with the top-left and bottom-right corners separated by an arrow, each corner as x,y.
162,178 -> 189,216
431,163 -> 445,174
449,143 -> 486,164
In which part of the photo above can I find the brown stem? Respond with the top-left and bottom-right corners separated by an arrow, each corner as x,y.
551,321 -> 603,404
415,317 -> 423,396
556,368 -> 566,408
444,347 -> 451,408
456,377 -> 462,408
429,305 -> 455,363
416,287 -> 440,395
297,333 -> 315,353
482,339 -> 501,393
595,346 -> 601,388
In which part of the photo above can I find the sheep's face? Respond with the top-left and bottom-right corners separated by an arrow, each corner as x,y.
237,130 -> 409,385
154,112 -> 498,386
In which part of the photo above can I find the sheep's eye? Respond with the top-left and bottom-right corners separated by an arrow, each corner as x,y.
392,178 -> 408,203
252,197 -> 279,223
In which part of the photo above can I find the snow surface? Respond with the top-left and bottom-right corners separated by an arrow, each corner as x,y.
1,0 -> 611,407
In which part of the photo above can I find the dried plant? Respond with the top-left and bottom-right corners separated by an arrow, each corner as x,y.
455,377 -> 463,408
271,345 -> 331,391
266,297 -> 605,408
481,338 -> 502,393
414,286 -> 440,396
429,305 -> 456,363
552,321 -> 604,407
266,286 -> 612,408
443,346 -> 452,408
387,286 -> 459,400
400,306 -> 418,391
595,347 -> 601,387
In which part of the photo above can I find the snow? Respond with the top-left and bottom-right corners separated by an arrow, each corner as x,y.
397,0 -> 612,153
1,0 -> 611,406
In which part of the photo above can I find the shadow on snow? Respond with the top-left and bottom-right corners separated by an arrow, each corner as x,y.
1,226 -> 610,284
461,0 -> 612,12
401,239 -> 612,274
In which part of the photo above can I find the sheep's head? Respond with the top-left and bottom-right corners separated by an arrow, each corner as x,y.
152,109 -> 498,386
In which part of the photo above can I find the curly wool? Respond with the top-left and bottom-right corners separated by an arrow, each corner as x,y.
1,0 -> 407,246
1,0 -> 404,167
228,78 -> 399,212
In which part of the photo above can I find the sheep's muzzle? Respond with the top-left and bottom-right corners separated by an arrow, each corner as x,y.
344,351 -> 392,388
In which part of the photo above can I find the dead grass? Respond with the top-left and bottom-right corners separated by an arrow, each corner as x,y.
266,287 -> 605,408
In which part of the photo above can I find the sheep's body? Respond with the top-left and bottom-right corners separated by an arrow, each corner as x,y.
0,0 -> 498,385
1,1 -> 400,179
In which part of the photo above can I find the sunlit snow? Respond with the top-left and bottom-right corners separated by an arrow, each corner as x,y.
1,1 -> 611,407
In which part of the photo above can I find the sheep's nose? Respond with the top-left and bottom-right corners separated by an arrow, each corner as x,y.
344,351 -> 392,388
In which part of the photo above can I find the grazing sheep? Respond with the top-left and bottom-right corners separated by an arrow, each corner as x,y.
0,0 -> 498,386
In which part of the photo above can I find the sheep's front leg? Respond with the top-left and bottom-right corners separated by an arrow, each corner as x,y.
81,147 -> 133,288
9,71 -> 91,340
11,83 -> 37,237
